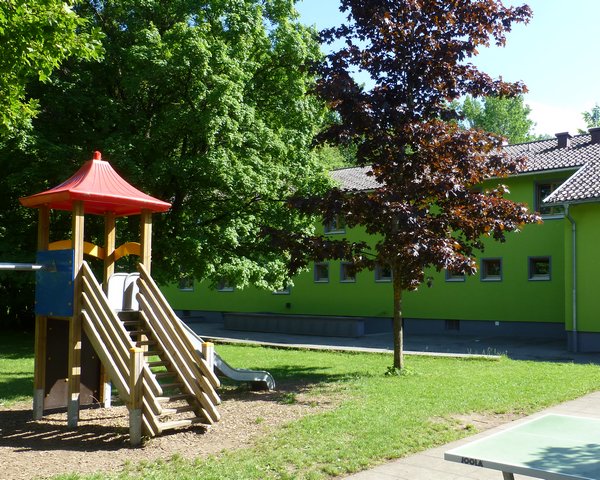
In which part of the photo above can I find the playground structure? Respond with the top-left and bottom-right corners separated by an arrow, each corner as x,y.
17,151 -> 274,445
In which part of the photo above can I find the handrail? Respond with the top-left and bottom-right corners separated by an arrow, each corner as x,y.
137,263 -> 221,424
81,261 -> 163,436
137,263 -> 220,388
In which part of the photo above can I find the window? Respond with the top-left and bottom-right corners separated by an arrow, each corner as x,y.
178,276 -> 194,291
340,262 -> 356,283
529,257 -> 551,281
324,215 -> 345,234
481,258 -> 502,282
445,320 -> 460,331
273,285 -> 291,295
314,262 -> 329,283
535,181 -> 564,216
375,263 -> 392,282
217,279 -> 234,292
445,270 -> 465,282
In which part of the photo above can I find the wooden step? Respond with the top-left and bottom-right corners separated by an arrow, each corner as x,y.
128,330 -> 145,336
147,360 -> 169,368
122,321 -> 141,328
136,340 -> 156,346
156,393 -> 194,403
160,405 -> 195,415
160,382 -> 183,390
143,350 -> 162,356
159,417 -> 205,432
155,371 -> 177,379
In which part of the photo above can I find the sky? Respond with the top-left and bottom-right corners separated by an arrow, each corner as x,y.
295,0 -> 600,137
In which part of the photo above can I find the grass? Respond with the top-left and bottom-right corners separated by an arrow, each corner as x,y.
2,333 -> 600,479
0,330 -> 34,407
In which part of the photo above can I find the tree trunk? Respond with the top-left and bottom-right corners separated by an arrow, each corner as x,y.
392,273 -> 404,370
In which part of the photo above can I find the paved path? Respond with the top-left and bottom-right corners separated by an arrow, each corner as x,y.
189,321 -> 600,364
344,391 -> 600,479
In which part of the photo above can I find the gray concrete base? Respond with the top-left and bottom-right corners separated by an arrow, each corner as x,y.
67,398 -> 79,428
182,310 -> 567,342
405,318 -> 565,339
224,313 -> 365,337
176,310 -> 224,323
32,389 -> 44,420
567,331 -> 600,352
129,408 -> 142,447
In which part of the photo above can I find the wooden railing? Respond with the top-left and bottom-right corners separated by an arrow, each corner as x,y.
80,262 -> 163,439
137,263 -> 221,424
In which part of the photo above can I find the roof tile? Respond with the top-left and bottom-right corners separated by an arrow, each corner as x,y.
330,133 -> 600,205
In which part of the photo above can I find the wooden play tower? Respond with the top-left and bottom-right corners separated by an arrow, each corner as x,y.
20,151 -> 221,444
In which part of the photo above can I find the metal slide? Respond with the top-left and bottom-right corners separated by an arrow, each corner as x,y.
179,320 -> 276,391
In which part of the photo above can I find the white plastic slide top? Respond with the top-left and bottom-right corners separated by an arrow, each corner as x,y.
123,273 -> 140,311
106,273 -> 128,311
179,319 -> 276,391
107,272 -> 141,311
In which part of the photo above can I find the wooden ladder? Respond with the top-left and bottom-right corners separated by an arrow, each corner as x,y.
120,311 -> 220,433
81,261 -> 221,441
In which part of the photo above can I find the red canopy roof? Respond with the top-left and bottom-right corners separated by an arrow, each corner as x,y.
20,152 -> 171,216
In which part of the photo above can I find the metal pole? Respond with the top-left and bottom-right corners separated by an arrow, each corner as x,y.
0,263 -> 43,271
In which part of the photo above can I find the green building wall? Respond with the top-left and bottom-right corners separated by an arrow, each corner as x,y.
563,202 -> 600,350
164,170 -> 575,336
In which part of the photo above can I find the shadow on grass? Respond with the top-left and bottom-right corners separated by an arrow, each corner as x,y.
218,363 -> 370,405
0,376 -> 33,404
0,331 -> 34,360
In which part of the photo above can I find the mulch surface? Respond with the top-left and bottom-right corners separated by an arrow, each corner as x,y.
0,385 -> 335,480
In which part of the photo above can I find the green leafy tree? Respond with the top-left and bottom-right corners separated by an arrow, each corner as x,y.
282,0 -> 539,370
460,95 -> 538,144
581,103 -> 600,130
0,0 -> 101,137
0,0 -> 328,326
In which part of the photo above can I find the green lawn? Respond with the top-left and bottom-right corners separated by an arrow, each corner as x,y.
0,331 -> 34,407
3,332 -> 600,479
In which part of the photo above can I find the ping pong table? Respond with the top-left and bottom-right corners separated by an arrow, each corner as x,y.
444,414 -> 600,480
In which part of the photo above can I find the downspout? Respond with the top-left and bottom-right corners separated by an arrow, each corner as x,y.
565,204 -> 577,352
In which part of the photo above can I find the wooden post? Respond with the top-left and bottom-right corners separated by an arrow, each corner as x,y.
129,347 -> 144,447
33,206 -> 49,419
139,209 -> 152,275
103,212 -> 116,292
201,342 -> 215,372
67,201 -> 84,428
101,212 -> 116,407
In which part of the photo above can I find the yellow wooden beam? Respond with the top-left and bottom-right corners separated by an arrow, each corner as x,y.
114,242 -> 141,260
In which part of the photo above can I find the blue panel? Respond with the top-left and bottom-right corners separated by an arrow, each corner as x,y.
35,249 -> 75,317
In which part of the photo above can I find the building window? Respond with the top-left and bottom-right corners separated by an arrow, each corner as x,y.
178,276 -> 194,291
535,181 -> 565,217
375,263 -> 392,282
445,270 -> 465,282
273,285 -> 291,295
314,262 -> 329,283
529,257 -> 551,281
324,215 -> 345,234
217,279 -> 234,292
340,262 -> 356,283
445,320 -> 460,331
481,258 -> 502,282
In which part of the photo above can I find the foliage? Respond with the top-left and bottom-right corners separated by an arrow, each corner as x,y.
0,0 -> 101,137
0,0 -> 329,326
580,103 -> 600,132
41,343 -> 600,479
314,143 -> 357,170
460,95 -> 539,144
277,0 -> 540,369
